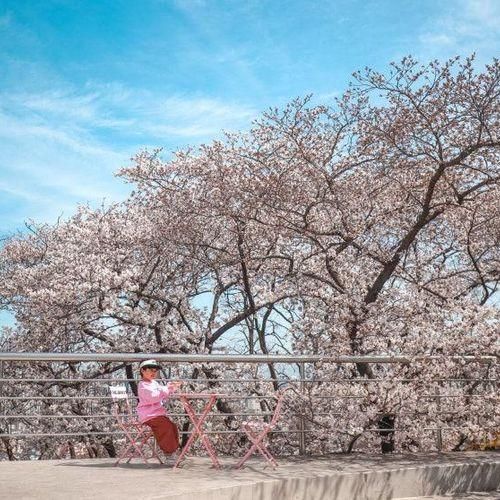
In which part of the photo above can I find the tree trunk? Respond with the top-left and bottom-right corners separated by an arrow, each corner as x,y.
100,437 -> 116,458
125,364 -> 138,397
379,414 -> 395,453
1,435 -> 16,460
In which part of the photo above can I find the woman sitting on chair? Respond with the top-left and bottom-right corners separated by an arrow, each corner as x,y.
137,359 -> 182,455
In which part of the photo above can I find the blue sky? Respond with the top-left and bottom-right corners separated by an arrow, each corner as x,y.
0,0 -> 499,237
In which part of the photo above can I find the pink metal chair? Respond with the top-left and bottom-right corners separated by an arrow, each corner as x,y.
109,385 -> 163,466
235,388 -> 291,469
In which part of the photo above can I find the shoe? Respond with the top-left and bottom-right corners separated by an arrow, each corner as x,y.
163,451 -> 179,467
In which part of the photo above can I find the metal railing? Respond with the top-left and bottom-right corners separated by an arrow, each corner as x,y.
0,352 -> 496,363
0,352 -> 497,459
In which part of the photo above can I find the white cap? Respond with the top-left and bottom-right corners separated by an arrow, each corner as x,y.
139,359 -> 161,370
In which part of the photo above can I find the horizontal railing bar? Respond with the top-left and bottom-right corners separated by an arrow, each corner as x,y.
0,430 -> 299,438
0,397 -> 119,401
3,396 -> 277,402
0,378 -> 293,383
0,396 -> 254,401
0,395 -> 291,401
313,394 -> 497,400
2,426 -> 496,439
0,352 -> 496,363
1,393 -> 496,401
304,378 -> 499,383
298,379 -> 499,383
0,412 -> 275,419
1,415 -> 117,419
0,353 -> 407,363
1,378 -> 497,384
1,410 -> 485,419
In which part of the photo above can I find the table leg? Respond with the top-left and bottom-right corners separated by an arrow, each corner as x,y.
174,396 -> 221,469
194,396 -> 220,465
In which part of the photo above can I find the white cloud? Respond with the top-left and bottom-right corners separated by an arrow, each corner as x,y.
463,0 -> 500,29
0,180 -> 53,204
0,81 -> 258,234
314,91 -> 340,103
145,95 -> 256,138
0,105 -> 130,235
417,0 -> 500,61
418,33 -> 455,47
2,84 -> 257,139
0,110 -> 125,163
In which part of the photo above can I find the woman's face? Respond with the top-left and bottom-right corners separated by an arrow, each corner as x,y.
141,367 -> 159,381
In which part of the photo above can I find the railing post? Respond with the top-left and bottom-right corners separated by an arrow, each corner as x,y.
0,360 -> 4,428
435,386 -> 443,452
298,362 -> 306,455
0,359 -> 9,439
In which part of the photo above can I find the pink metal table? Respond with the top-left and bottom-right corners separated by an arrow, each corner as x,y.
172,392 -> 225,469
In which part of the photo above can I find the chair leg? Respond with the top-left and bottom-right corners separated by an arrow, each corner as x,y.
135,428 -> 166,465
235,427 -> 278,469
114,422 -> 168,466
235,442 -> 258,469
115,428 -> 152,466
248,431 -> 277,467
253,441 -> 278,467
151,439 -> 163,464
132,431 -> 151,464
115,442 -> 134,466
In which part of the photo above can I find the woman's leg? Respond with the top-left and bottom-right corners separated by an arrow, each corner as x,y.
145,416 -> 179,454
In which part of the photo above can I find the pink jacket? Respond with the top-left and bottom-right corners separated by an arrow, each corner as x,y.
137,379 -> 175,423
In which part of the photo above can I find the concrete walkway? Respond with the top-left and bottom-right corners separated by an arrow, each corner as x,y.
404,495 -> 499,499
0,451 -> 498,500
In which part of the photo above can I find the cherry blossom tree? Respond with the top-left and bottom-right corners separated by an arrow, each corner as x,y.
0,56 -> 498,459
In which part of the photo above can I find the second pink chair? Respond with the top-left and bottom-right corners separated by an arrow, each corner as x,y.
235,388 -> 291,469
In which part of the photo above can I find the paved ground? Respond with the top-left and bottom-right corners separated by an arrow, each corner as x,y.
0,451 -> 498,499
405,495 -> 499,499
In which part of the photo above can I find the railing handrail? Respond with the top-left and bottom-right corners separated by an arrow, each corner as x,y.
0,352 -> 497,363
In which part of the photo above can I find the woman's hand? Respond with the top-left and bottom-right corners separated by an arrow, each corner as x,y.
168,380 -> 183,391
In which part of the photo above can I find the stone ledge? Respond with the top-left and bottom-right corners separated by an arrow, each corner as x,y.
0,451 -> 498,499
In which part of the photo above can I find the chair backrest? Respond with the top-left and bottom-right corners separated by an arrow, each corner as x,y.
269,387 -> 293,428
110,385 -> 128,400
109,384 -> 133,419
